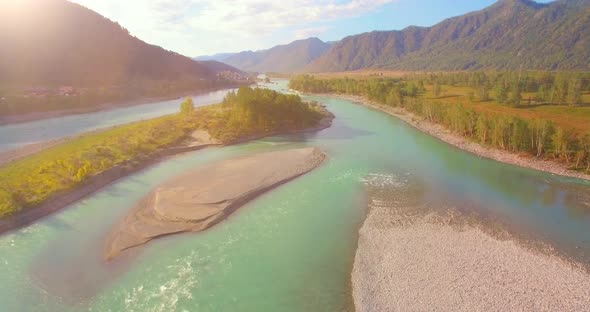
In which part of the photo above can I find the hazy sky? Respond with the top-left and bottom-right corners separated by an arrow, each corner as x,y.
70,0 -> 553,57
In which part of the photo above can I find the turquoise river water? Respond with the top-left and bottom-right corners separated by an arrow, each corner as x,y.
0,80 -> 589,311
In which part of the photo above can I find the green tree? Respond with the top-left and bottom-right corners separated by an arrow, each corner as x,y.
180,97 -> 195,115
567,77 -> 582,106
496,83 -> 508,104
476,114 -> 490,144
509,82 -> 521,106
551,127 -> 572,163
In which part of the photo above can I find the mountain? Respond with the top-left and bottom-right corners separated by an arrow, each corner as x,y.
193,53 -> 237,62
199,60 -> 243,74
0,0 -> 223,87
222,38 -> 332,73
307,0 -> 590,72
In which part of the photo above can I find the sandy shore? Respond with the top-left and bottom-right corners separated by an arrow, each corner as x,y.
105,147 -> 326,259
353,193 -> 590,311
320,93 -> 590,181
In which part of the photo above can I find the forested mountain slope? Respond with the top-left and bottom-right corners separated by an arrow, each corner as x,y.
222,38 -> 332,73
306,0 -> 590,72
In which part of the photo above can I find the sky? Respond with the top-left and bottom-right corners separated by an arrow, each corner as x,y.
69,0 -> 553,57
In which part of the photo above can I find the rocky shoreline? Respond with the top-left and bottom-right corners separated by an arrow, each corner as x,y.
320,93 -> 590,181
352,193 -> 590,311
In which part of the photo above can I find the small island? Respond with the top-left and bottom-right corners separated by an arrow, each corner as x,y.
105,147 -> 326,259
0,86 -> 333,234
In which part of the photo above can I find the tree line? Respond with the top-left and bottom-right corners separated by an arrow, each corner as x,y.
290,74 -> 590,173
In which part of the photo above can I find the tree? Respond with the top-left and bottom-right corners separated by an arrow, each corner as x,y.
531,119 -> 553,158
180,98 -> 195,115
509,82 -> 521,106
496,83 -> 508,104
567,77 -> 582,106
535,85 -> 549,103
551,78 -> 568,105
386,85 -> 403,107
475,114 -> 490,144
552,127 -> 572,163
478,85 -> 490,101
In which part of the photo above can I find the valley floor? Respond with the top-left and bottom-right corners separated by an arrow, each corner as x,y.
324,93 -> 590,181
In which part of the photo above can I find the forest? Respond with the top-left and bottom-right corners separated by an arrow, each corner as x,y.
290,72 -> 590,172
0,87 -> 324,218
207,86 -> 324,142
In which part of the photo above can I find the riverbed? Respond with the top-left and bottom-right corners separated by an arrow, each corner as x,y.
0,80 -> 589,311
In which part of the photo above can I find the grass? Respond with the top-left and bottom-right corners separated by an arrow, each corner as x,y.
423,86 -> 590,135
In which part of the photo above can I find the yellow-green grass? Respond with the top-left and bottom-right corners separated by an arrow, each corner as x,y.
0,112 -> 198,217
423,86 -> 590,135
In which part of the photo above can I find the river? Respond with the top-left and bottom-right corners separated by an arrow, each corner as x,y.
0,80 -> 589,311
0,88 -> 236,153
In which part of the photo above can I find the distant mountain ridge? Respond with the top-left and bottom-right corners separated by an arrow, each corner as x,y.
0,0 -> 240,86
193,53 -> 237,62
214,38 -> 332,73
306,0 -> 590,72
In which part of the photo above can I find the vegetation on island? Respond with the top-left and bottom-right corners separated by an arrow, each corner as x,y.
0,87 -> 325,218
207,87 -> 324,142
290,72 -> 590,172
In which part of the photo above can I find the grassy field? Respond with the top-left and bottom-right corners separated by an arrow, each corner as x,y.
422,84 -> 590,134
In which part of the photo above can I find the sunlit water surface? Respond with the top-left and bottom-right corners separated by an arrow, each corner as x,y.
0,80 -> 589,311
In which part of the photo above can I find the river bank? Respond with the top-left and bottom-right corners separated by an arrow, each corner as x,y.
352,189 -> 590,311
0,85 -> 241,126
318,93 -> 590,181
0,106 -> 334,236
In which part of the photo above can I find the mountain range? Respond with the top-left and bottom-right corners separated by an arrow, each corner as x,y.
307,0 -> 590,72
199,0 -> 590,73
0,0 -> 241,87
195,38 -> 332,73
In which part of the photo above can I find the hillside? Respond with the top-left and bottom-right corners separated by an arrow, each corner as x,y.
222,38 -> 332,73
306,0 -> 590,72
0,0 -> 227,87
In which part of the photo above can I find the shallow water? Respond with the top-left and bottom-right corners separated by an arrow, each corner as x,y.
0,80 -> 589,311
0,88 -> 235,152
